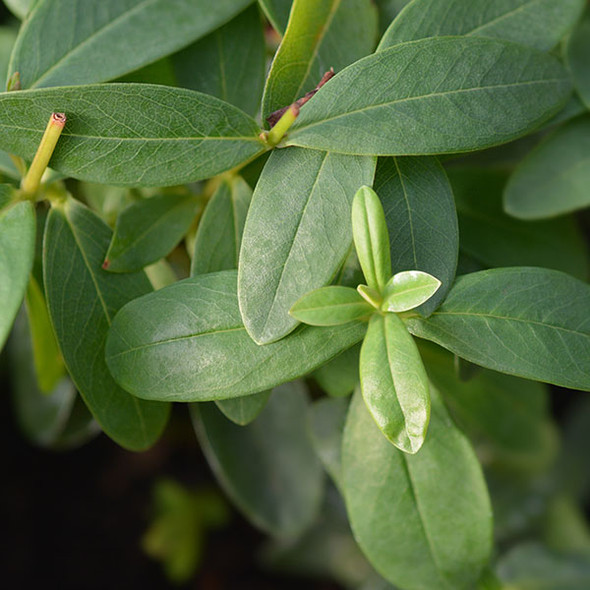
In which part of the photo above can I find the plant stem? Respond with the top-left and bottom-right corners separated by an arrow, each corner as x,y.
21,112 -> 66,195
266,104 -> 300,147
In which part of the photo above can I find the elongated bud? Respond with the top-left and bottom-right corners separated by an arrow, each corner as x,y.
21,112 -> 66,195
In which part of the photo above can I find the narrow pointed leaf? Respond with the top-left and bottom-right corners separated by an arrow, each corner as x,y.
9,0 -> 256,89
504,116 -> 590,219
44,197 -> 170,450
191,176 -> 252,276
374,157 -> 458,316
262,0 -> 377,119
342,387 -> 493,589
382,270 -> 441,313
172,5 -> 265,117
360,314 -> 430,453
106,271 -> 366,402
258,0 -> 293,34
406,267 -> 590,391
0,84 -> 266,187
191,382 -> 323,537
238,148 -> 375,344
0,198 -> 35,350
379,0 -> 585,52
105,193 -> 200,272
290,286 -> 372,326
215,391 -> 272,426
566,7 -> 590,109
287,37 -> 572,155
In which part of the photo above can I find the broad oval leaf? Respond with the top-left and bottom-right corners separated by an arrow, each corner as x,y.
258,0 -> 293,34
105,271 -> 366,401
262,0 -> 377,120
8,0 -> 255,88
0,84 -> 266,187
172,5 -> 265,117
191,176 -> 252,276
287,37 -> 572,155
379,0 -> 586,52
44,197 -> 170,450
0,198 -> 35,350
238,148 -> 375,344
191,382 -> 323,537
215,391 -> 271,426
382,270 -> 441,313
104,193 -> 201,272
566,7 -> 590,109
352,185 -> 391,292
504,116 -> 590,219
342,387 -> 493,589
406,267 -> 590,391
360,313 -> 430,453
374,156 -> 458,316
290,286 -> 372,326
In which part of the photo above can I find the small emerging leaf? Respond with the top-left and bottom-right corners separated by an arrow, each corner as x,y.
382,270 -> 441,313
290,286 -> 373,326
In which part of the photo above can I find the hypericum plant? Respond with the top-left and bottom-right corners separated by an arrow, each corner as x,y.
1,0 -> 590,588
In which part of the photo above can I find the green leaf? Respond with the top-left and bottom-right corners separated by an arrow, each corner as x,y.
238,148 -> 375,344
352,186 -> 391,292
8,0 -> 256,88
379,0 -> 586,52
3,0 -> 34,20
0,84 -> 266,187
215,391 -> 272,426
44,197 -> 170,450
290,286 -> 372,326
342,387 -> 492,589
0,26 -> 17,87
374,0 -> 412,34
258,0 -> 293,34
172,5 -> 265,117
0,150 -> 20,180
406,267 -> 590,391
420,341 -> 558,474
287,37 -> 572,155
382,270 -> 441,313
360,313 -> 430,453
25,276 -> 65,393
191,382 -> 323,537
312,343 -> 360,397
566,7 -> 590,109
106,270 -> 366,401
0,198 -> 35,351
261,0 -> 377,120
104,193 -> 200,273
449,167 -> 589,279
374,157 -> 458,316
191,176 -> 252,276
504,116 -> 590,219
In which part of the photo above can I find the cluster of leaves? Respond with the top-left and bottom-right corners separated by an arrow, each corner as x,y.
1,0 -> 590,588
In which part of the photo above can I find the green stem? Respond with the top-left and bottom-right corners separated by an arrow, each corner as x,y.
266,104 -> 300,147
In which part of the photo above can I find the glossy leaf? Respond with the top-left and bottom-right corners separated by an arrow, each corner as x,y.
215,391 -> 272,426
290,286 -> 372,326
379,0 -> 585,52
191,176 -> 252,276
382,270 -> 441,313
352,186 -> 391,292
8,0 -> 256,88
191,382 -> 323,538
262,0 -> 377,119
312,343 -> 360,398
44,197 -> 170,450
258,0 -> 293,34
504,116 -> 590,219
360,313 -> 430,453
0,198 -> 35,351
105,271 -> 367,402
287,37 -> 572,155
566,7 -> 590,109
172,5 -> 265,117
238,148 -> 375,344
342,387 -> 492,589
406,267 -> 590,391
449,167 -> 589,279
0,84 -> 266,187
25,276 -> 65,393
374,157 -> 458,316
104,193 -> 200,272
